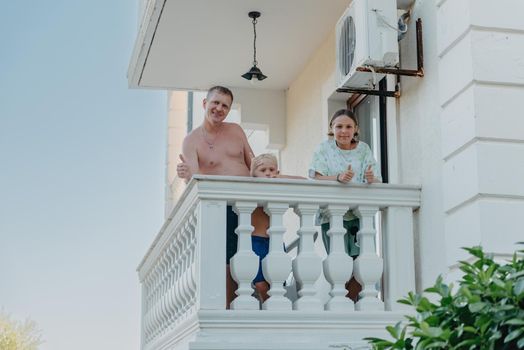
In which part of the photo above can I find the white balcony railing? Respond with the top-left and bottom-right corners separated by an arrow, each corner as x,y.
138,176 -> 421,350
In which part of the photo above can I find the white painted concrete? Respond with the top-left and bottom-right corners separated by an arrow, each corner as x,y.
139,176 -> 421,350
438,0 -> 524,274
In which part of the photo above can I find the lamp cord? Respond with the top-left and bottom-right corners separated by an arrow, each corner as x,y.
252,18 -> 258,66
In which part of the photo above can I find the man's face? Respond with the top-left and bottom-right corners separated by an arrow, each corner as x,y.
252,159 -> 279,178
203,92 -> 232,125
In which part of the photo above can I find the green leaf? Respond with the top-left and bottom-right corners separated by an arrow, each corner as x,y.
454,338 -> 479,348
479,317 -> 492,335
463,326 -> 477,333
515,278 -> 524,296
469,302 -> 487,313
368,245 -> 524,350
506,318 -> 524,326
492,277 -> 506,288
398,299 -> 413,306
505,328 -> 524,343
386,324 -> 399,339
509,270 -> 524,280
463,246 -> 484,259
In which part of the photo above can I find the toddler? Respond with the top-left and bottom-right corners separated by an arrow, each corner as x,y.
250,154 -> 304,302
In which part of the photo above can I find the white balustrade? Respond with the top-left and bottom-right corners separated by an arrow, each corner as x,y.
262,202 -> 292,310
323,204 -> 355,311
137,176 -> 421,349
292,204 -> 323,311
230,201 -> 259,310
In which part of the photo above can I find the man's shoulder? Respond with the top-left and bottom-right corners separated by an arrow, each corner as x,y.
223,122 -> 246,134
185,126 -> 202,139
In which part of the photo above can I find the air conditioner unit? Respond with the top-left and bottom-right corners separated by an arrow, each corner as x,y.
336,0 -> 399,90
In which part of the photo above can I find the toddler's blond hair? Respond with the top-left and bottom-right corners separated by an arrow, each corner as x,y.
250,153 -> 278,176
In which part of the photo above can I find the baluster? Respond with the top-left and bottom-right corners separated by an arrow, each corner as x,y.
353,206 -> 384,311
165,244 -> 176,328
178,227 -> 190,316
151,266 -> 161,339
167,242 -> 177,326
292,204 -> 322,311
187,213 -> 198,305
140,282 -> 147,348
323,205 -> 355,311
181,222 -> 192,315
147,275 -> 155,340
147,268 -> 155,340
156,257 -> 165,335
230,201 -> 259,310
262,202 -> 292,310
159,254 -> 170,331
173,231 -> 183,318
143,277 -> 152,342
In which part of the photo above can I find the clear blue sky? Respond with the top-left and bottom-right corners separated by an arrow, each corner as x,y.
0,1 -> 166,349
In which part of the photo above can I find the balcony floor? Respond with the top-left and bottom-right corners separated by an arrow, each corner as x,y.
147,310 -> 406,350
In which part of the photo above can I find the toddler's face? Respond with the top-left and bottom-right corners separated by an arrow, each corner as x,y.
252,159 -> 279,178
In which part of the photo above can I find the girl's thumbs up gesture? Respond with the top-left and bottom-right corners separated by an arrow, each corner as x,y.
337,164 -> 354,183
364,164 -> 375,184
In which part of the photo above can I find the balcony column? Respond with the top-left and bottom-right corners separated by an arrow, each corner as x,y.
262,202 -> 292,310
323,205 -> 354,311
292,204 -> 323,311
354,206 -> 384,311
230,201 -> 259,310
196,200 -> 227,310
382,206 -> 416,311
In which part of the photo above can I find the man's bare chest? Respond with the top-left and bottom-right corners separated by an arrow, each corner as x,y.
196,138 -> 245,169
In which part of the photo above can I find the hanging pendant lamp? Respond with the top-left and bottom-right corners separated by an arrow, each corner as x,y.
241,11 -> 268,81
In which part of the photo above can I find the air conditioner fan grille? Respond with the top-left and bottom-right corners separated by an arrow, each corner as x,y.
339,15 -> 356,76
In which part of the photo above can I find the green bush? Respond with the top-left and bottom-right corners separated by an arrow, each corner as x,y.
366,245 -> 524,350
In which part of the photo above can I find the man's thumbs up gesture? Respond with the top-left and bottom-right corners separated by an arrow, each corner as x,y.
336,164 -> 354,183
177,154 -> 192,180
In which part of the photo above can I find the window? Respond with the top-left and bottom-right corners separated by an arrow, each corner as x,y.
349,79 -> 389,183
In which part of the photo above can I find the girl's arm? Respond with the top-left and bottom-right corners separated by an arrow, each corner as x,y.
313,173 -> 338,181
277,174 -> 306,179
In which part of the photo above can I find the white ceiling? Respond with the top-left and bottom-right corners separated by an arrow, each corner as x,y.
131,0 -> 350,90
128,0 -> 415,91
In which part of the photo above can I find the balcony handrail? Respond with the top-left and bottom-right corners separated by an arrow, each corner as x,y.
138,175 -> 421,281
139,176 -> 422,347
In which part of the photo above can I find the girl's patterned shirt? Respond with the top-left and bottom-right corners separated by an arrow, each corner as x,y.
309,139 -> 382,223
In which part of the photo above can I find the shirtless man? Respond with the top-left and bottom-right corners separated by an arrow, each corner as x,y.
176,86 -> 254,308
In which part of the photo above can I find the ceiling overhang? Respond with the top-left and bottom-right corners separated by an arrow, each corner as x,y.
127,0 -> 416,91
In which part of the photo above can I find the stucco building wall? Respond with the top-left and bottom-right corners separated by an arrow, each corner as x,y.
166,91 -> 188,217
436,0 -> 524,278
281,30 -> 337,177
282,0 -> 524,290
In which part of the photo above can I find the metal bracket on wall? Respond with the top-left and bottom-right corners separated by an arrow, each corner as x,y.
336,18 -> 424,98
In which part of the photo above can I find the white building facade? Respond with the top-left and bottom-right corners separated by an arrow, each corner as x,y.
128,0 -> 524,349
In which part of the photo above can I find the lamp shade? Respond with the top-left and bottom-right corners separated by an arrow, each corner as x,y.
241,65 -> 267,81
